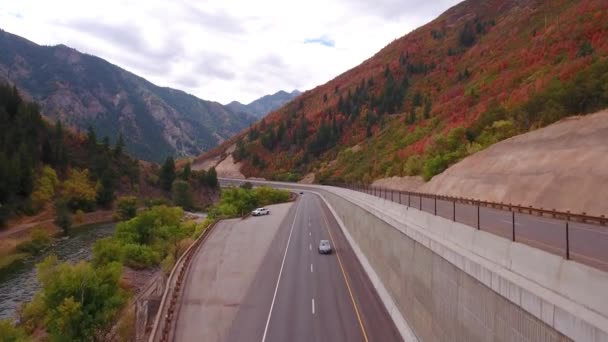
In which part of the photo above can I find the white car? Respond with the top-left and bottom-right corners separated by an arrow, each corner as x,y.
252,208 -> 270,216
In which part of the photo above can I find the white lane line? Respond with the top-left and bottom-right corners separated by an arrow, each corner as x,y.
312,298 -> 315,315
309,232 -> 311,236
309,244 -> 312,251
261,201 -> 301,342
311,263 -> 313,273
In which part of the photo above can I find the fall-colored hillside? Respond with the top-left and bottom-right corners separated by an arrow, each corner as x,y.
196,0 -> 608,184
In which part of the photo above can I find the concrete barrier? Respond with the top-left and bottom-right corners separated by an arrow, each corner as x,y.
221,179 -> 608,342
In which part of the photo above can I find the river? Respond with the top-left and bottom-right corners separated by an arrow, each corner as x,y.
0,222 -> 116,320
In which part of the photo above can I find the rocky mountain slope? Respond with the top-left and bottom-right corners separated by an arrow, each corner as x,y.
0,29 -> 256,162
196,0 -> 608,184
227,90 -> 301,118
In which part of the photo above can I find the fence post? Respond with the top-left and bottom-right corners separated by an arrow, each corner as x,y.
477,204 -> 480,230
566,221 -> 570,260
512,211 -> 516,241
453,200 -> 456,222
399,191 -> 402,204
408,193 -> 411,207
434,197 -> 437,215
391,190 -> 394,202
419,195 -> 422,211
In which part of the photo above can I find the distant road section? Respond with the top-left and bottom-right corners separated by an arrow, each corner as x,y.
174,202 -> 293,342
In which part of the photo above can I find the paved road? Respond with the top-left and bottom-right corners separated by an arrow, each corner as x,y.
226,193 -> 400,342
174,202 -> 294,342
175,193 -> 401,342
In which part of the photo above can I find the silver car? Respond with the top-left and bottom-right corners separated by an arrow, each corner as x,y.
251,208 -> 270,216
318,240 -> 332,254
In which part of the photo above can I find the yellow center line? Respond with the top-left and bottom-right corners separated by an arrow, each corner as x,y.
319,199 -> 369,342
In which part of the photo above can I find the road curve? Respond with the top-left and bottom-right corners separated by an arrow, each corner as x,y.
174,192 -> 401,342
225,193 -> 401,342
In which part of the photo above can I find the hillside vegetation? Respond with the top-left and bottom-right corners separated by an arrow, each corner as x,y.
199,0 -> 608,184
0,30 -> 256,162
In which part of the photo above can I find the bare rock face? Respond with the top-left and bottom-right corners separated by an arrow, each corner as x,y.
421,111 -> 608,216
0,29 -> 256,162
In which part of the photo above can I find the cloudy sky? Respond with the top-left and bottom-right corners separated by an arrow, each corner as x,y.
0,0 -> 460,104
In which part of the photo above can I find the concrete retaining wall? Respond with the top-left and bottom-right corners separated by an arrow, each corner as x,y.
323,190 -> 573,341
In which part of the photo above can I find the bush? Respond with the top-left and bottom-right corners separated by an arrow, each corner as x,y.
0,319 -> 29,342
16,228 -> 52,255
62,169 -> 97,212
92,238 -> 124,267
31,166 -> 59,212
422,155 -> 448,181
253,186 -> 290,206
403,155 -> 424,176
115,196 -> 137,221
122,244 -> 159,269
34,256 -> 126,341
54,199 -> 72,235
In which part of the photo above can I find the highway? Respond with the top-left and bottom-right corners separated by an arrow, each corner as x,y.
174,193 -> 401,342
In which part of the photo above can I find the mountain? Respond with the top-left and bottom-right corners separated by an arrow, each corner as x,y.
0,29 -> 256,163
227,90 -> 301,118
196,0 -> 608,183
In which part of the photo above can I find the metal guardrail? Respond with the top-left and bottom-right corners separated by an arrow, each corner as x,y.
148,221 -> 218,342
332,183 -> 608,272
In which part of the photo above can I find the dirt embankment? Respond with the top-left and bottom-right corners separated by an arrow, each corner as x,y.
192,144 -> 248,179
418,111 -> 608,216
372,176 -> 425,192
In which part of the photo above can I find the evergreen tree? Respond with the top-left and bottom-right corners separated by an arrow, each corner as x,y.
86,126 -> 97,153
160,156 -> 176,192
113,133 -> 125,158
181,162 -> 191,180
423,98 -> 432,119
206,167 -> 218,188
96,169 -> 116,208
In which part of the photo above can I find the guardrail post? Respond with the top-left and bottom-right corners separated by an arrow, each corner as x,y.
434,196 -> 437,215
391,190 -> 394,202
419,195 -> 422,211
512,211 -> 516,241
453,200 -> 456,221
399,191 -> 402,204
477,204 -> 480,230
566,221 -> 570,260
408,193 -> 411,207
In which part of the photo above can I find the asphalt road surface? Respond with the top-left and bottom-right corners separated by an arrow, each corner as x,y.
174,202 -> 294,342
175,193 -> 401,342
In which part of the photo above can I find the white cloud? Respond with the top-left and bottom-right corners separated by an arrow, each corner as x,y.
0,0 -> 461,104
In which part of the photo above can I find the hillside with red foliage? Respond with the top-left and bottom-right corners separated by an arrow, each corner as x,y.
196,0 -> 608,183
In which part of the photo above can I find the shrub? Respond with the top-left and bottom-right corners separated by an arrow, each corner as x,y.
16,228 -> 51,255
54,199 -> 72,235
35,256 -> 126,341
115,196 -> 137,221
62,169 -> 96,212
122,244 -> 159,269
92,238 -> 124,267
0,319 -> 29,342
253,186 -> 290,206
403,155 -> 424,176
31,166 -> 59,212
